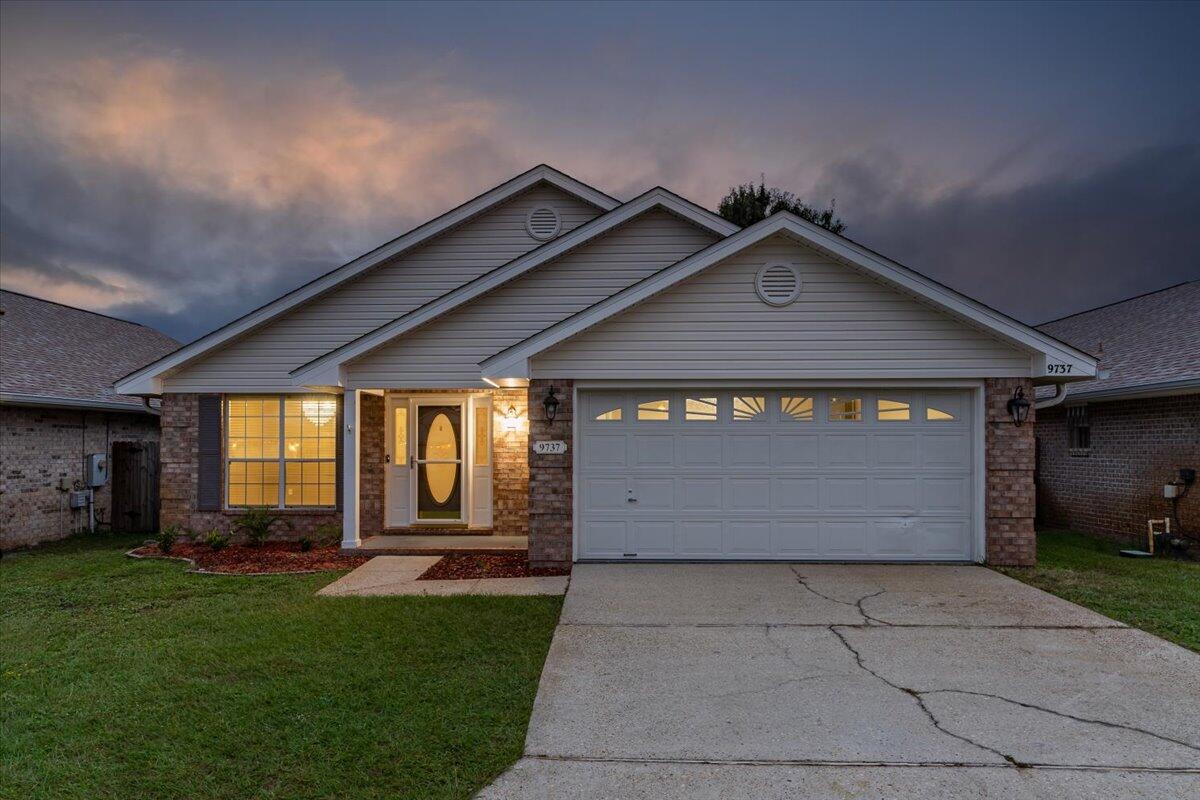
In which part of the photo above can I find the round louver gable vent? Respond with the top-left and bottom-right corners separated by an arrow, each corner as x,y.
755,263 -> 801,306
525,206 -> 562,241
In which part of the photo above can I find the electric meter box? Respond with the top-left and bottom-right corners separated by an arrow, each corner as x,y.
86,453 -> 108,488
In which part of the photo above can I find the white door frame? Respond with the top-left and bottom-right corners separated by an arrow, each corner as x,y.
384,392 -> 493,529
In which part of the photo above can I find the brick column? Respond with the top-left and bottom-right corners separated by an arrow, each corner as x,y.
527,379 -> 573,569
358,392 -> 385,537
985,378 -> 1037,566
159,393 -> 200,532
492,388 -> 529,537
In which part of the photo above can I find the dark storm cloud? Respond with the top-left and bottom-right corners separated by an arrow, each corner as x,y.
819,144 -> 1200,323
1,2 -> 1198,340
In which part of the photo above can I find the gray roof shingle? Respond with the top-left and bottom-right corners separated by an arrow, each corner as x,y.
0,290 -> 179,410
1036,281 -> 1200,401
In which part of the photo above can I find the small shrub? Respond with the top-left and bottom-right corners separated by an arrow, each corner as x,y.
313,523 -> 342,547
298,536 -> 314,552
155,524 -> 183,554
233,507 -> 292,547
204,529 -> 230,551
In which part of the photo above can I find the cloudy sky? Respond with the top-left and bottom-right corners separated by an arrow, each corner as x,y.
2,0 -> 1197,342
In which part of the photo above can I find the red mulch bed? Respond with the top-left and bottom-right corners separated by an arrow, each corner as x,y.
417,554 -> 570,581
129,542 -> 370,574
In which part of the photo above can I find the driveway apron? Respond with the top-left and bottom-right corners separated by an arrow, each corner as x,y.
478,564 -> 1200,798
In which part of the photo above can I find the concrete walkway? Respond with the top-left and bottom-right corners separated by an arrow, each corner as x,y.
479,564 -> 1200,798
317,556 -> 568,596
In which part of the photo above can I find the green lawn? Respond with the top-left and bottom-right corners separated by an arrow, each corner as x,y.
999,530 -> 1200,652
0,535 -> 562,800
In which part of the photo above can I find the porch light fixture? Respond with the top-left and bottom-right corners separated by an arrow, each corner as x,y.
1007,386 -> 1031,427
504,405 -> 520,432
542,386 -> 560,423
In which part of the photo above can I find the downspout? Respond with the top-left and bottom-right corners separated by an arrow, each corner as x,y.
1035,384 -> 1068,410
142,397 -> 161,416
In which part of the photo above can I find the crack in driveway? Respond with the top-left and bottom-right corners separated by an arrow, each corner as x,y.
789,565 -> 892,625
827,626 -> 1200,768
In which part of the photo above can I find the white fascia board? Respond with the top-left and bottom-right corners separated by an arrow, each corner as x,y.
113,165 -> 619,396
288,189 -> 739,387
480,213 -> 1098,379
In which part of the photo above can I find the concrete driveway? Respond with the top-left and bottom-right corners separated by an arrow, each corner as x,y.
479,564 -> 1200,798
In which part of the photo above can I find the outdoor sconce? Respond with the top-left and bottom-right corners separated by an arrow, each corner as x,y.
504,405 -> 520,432
1007,386 -> 1031,427
542,386 -> 560,423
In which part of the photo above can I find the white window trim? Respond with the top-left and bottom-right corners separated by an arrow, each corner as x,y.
225,394 -> 338,510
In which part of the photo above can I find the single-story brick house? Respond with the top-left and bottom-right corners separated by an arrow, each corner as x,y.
115,165 -> 1098,568
1,290 -> 179,549
1035,281 -> 1199,542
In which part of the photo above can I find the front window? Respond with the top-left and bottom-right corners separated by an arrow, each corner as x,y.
227,395 -> 338,508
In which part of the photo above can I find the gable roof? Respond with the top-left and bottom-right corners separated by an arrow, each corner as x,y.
288,187 -> 739,386
114,165 -> 619,395
0,290 -> 179,412
1035,281 -> 1199,402
480,211 -> 1099,381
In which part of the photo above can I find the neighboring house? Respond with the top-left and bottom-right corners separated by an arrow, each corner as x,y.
1,291 -> 179,549
116,165 -> 1097,568
1035,282 -> 1199,541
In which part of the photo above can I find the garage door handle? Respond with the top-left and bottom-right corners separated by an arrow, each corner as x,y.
626,489 -> 637,503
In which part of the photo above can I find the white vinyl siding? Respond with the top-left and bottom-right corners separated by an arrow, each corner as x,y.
533,234 -> 1030,379
163,184 -> 602,392
345,209 -> 720,385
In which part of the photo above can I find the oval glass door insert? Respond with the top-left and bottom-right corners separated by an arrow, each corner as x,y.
425,413 -> 457,504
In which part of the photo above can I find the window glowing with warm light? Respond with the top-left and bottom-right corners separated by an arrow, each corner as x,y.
829,396 -> 862,421
733,395 -> 766,421
227,395 -> 337,508
637,399 -> 670,421
474,406 -> 490,467
877,398 -> 911,421
781,396 -> 813,421
685,397 -> 718,421
926,406 -> 956,421
595,406 -> 622,421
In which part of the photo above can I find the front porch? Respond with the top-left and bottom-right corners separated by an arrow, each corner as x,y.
340,386 -> 533,552
356,534 -> 529,556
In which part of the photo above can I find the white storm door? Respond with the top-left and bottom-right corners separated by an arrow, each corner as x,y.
384,395 -> 411,528
412,399 -> 466,524
470,397 -> 493,528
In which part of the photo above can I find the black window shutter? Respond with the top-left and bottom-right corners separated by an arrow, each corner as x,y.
197,395 -> 222,511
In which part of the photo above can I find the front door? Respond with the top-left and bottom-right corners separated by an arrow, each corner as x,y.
414,402 -> 464,522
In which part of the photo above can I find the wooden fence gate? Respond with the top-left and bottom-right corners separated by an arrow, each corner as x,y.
111,441 -> 160,533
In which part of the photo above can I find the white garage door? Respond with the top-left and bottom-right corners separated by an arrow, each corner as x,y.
576,389 -> 976,561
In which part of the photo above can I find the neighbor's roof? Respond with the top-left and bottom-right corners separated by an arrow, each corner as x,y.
1036,281 -> 1200,402
0,290 -> 179,412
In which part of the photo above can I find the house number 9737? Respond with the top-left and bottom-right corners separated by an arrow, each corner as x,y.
1046,364 -> 1073,374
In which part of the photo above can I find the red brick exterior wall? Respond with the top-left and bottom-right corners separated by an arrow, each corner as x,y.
1037,394 -> 1199,542
527,379 -> 573,569
491,388 -> 530,537
0,406 -> 161,550
160,394 -> 341,539
160,390 -> 527,542
985,378 -> 1037,566
359,393 -> 385,536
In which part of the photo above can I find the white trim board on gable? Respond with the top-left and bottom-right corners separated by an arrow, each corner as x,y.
114,165 -> 619,396
290,188 -> 739,387
481,212 -> 1098,382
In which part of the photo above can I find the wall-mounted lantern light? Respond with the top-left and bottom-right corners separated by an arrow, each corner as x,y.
1007,386 -> 1031,427
504,405 -> 520,432
542,386 -> 560,423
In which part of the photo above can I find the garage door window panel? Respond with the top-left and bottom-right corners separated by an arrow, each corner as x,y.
877,397 -> 911,421
781,395 -> 814,421
733,395 -> 767,421
637,398 -> 671,421
829,396 -> 863,421
685,396 -> 718,421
